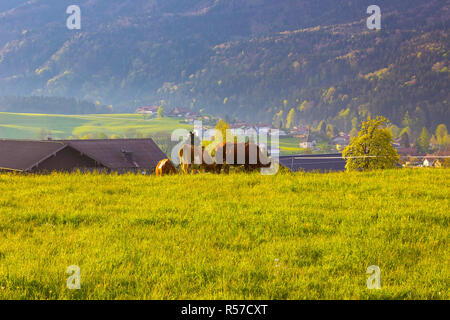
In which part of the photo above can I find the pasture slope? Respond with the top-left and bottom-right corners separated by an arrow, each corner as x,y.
0,112 -> 192,139
0,169 -> 448,300
0,112 -> 331,155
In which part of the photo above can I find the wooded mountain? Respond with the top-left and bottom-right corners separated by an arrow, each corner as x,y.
0,0 -> 448,130
0,96 -> 111,114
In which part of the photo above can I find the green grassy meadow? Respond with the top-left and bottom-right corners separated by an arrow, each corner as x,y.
0,169 -> 448,300
0,112 -> 338,155
278,137 -> 336,155
0,112 -> 192,139
278,137 -> 306,155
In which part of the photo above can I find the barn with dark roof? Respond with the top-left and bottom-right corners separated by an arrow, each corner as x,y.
0,139 -> 167,173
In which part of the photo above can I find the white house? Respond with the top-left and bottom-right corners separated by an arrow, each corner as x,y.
332,135 -> 350,146
270,129 -> 288,136
136,106 -> 160,115
423,157 -> 441,167
300,134 -> 316,149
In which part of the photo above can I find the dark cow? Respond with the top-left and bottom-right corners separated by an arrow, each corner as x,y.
155,159 -> 178,176
214,142 -> 271,173
178,144 -> 216,174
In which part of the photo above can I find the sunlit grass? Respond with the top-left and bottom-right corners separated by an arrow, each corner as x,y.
0,112 -> 191,139
0,169 -> 448,300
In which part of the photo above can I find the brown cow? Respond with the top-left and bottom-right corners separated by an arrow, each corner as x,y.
178,144 -> 216,174
155,159 -> 178,176
214,142 -> 271,173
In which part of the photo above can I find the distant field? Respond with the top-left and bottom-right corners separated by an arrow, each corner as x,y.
278,137 -> 306,155
0,112 -> 192,139
0,169 -> 448,300
277,137 -> 336,155
0,112 -> 324,155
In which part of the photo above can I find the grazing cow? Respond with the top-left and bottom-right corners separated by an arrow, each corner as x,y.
155,159 -> 177,176
214,142 -> 271,173
178,144 -> 216,174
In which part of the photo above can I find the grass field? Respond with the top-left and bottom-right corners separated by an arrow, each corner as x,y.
0,169 -> 448,300
278,137 -> 336,155
0,112 -> 192,139
0,112 -> 337,155
278,137 -> 306,155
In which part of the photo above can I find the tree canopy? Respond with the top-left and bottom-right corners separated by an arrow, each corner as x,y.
343,116 -> 400,171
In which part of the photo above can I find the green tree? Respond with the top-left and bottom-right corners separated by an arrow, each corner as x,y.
342,116 -> 399,171
35,128 -> 50,140
430,135 -> 439,150
351,117 -> 359,129
443,135 -> 450,148
402,111 -> 411,127
215,119 -> 232,143
317,120 -> 327,136
400,132 -> 410,148
81,133 -> 94,140
435,124 -> 448,145
336,108 -> 351,132
96,132 -> 108,139
419,127 -> 431,153
286,108 -> 296,129
273,110 -> 284,129
413,138 -> 423,153
157,106 -> 165,118
349,127 -> 358,138
399,127 -> 412,140
326,123 -> 337,139
412,107 -> 426,135
389,124 -> 401,138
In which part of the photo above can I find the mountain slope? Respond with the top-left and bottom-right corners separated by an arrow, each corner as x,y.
0,0 -> 448,130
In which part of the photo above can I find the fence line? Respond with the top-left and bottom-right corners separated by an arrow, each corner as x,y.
290,155 -> 450,160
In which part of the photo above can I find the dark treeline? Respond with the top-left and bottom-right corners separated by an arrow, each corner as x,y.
0,96 -> 112,114
0,0 -> 447,133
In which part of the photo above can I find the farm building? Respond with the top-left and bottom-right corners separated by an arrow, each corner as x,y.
136,106 -> 160,114
168,107 -> 196,118
299,134 -> 316,149
279,154 -> 347,172
423,157 -> 442,168
0,139 -> 167,174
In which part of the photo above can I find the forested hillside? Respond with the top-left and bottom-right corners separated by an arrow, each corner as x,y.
0,0 -> 448,134
0,96 -> 111,114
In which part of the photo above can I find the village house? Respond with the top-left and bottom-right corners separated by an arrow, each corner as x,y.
0,139 -> 167,174
299,134 -> 316,149
423,156 -> 442,168
254,124 -> 273,136
332,133 -> 350,151
184,112 -> 201,123
136,106 -> 160,115
257,127 -> 271,136
332,133 -> 350,146
290,126 -> 309,138
229,125 -> 259,137
256,123 -> 273,129
403,156 -> 422,168
272,129 -> 288,136
168,107 -> 195,118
